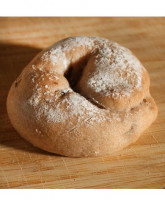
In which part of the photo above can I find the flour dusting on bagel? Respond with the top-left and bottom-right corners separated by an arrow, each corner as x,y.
7,36 -> 157,157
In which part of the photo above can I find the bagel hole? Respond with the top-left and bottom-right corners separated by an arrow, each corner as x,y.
64,55 -> 105,109
64,55 -> 89,89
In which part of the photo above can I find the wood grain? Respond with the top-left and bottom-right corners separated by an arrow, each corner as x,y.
0,17 -> 165,189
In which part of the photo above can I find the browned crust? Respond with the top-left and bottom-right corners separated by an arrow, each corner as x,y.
6,36 -> 158,157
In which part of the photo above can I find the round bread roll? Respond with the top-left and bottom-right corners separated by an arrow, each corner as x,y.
7,36 -> 158,157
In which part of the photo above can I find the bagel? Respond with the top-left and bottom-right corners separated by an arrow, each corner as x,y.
7,36 -> 158,157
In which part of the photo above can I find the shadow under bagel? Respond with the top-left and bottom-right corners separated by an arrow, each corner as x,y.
0,43 -> 62,156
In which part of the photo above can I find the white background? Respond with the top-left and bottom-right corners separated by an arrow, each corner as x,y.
0,0 -> 165,16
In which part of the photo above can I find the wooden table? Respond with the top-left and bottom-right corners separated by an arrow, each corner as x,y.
0,17 -> 165,189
